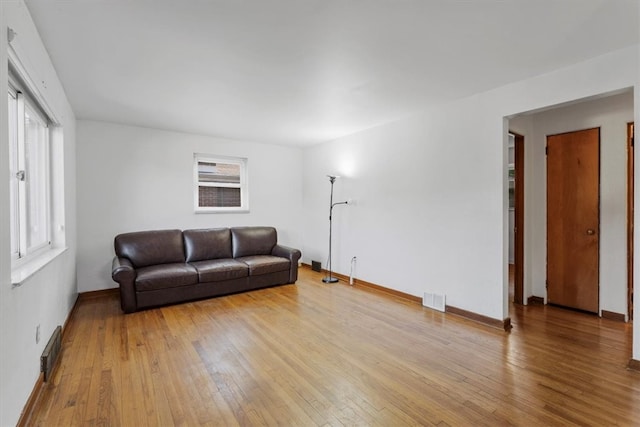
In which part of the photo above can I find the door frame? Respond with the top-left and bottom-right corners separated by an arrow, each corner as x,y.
510,132 -> 524,304
628,122 -> 634,320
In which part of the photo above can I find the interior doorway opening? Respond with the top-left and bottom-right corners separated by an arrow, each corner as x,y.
506,89 -> 634,323
508,132 -> 524,305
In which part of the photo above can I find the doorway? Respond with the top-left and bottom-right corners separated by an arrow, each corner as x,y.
507,90 -> 633,321
546,127 -> 600,313
508,132 -> 524,304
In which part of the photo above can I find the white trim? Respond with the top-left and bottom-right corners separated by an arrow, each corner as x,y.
8,90 -> 20,259
7,42 -> 60,125
198,182 -> 241,189
11,247 -> 68,287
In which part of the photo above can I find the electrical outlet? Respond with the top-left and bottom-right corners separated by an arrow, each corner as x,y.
36,324 -> 40,344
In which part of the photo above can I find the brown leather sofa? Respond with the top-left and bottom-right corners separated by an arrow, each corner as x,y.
111,226 -> 301,313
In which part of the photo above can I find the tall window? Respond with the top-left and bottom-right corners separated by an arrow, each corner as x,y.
194,154 -> 249,212
8,79 -> 52,262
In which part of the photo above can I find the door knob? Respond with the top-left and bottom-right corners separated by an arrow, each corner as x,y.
586,229 -> 595,235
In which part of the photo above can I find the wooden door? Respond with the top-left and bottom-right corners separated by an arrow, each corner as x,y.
547,128 -> 600,313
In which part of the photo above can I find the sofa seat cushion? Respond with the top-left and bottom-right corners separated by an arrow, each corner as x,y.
136,263 -> 198,291
237,255 -> 290,276
190,259 -> 249,282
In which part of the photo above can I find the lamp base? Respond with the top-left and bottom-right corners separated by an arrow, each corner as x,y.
322,276 -> 339,283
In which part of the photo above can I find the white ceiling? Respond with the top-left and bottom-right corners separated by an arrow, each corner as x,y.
24,0 -> 639,146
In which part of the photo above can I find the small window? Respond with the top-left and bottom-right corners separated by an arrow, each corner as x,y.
194,154 -> 249,212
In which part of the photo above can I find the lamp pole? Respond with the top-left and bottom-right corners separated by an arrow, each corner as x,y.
323,176 -> 347,283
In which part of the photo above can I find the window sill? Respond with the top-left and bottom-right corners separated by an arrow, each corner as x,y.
195,209 -> 250,214
11,247 -> 68,287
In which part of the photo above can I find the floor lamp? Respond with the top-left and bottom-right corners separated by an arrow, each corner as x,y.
323,175 -> 348,283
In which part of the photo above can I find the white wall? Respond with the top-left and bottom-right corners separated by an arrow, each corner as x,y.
302,45 -> 639,325
0,2 -> 78,426
510,91 -> 634,317
303,99 -> 507,320
76,120 -> 304,292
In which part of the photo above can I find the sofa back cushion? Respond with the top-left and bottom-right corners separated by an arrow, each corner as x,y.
114,229 -> 185,268
183,228 -> 232,262
231,227 -> 277,258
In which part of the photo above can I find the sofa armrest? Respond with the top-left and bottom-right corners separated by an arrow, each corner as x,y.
112,256 -> 135,281
111,257 -> 137,313
272,245 -> 302,283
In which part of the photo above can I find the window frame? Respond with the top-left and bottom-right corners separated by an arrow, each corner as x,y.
193,154 -> 249,213
8,75 -> 53,265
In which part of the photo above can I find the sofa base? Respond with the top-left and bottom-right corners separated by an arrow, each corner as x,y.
132,270 -> 292,312
245,270 -> 290,291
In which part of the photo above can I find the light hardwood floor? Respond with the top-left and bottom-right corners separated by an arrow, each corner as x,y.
26,268 -> 640,426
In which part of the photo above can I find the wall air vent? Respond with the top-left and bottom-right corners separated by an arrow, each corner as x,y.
41,325 -> 62,382
423,292 -> 446,312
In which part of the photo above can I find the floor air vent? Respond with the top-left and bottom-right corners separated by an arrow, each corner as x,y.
41,325 -> 62,382
423,292 -> 446,312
